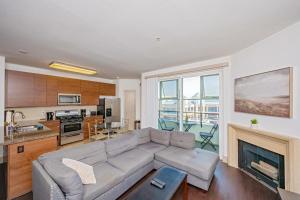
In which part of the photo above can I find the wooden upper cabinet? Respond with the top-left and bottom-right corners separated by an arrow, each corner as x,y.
5,70 -> 115,108
57,77 -> 81,93
98,83 -> 116,96
6,70 -> 35,108
81,80 -> 99,105
46,76 -> 59,106
5,70 -> 48,108
33,74 -> 47,107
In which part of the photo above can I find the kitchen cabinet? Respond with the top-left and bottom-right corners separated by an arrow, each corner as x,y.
58,77 -> 81,93
39,120 -> 60,133
83,116 -> 103,139
5,71 -> 47,107
33,74 -> 47,106
6,70 -> 34,108
81,80 -> 99,105
98,83 -> 116,96
5,70 -> 47,108
7,136 -> 57,199
5,70 -> 116,108
46,76 -> 59,106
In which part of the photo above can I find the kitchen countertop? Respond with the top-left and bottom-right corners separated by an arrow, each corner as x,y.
2,121 -> 59,146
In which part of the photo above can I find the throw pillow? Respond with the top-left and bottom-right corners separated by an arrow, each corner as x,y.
62,158 -> 96,184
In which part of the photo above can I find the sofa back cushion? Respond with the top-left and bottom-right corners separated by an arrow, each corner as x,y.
39,140 -> 107,166
134,127 -> 151,145
150,129 -> 171,146
105,133 -> 138,157
170,131 -> 195,149
44,159 -> 83,200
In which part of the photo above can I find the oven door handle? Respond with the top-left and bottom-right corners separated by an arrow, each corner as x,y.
64,133 -> 82,137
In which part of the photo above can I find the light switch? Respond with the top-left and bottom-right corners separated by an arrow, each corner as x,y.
17,145 -> 24,153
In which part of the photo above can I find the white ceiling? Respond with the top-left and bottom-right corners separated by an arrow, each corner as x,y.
0,0 -> 300,78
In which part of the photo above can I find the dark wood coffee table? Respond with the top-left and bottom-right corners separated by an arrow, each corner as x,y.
127,166 -> 188,200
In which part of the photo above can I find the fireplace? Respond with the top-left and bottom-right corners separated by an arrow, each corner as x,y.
238,140 -> 285,191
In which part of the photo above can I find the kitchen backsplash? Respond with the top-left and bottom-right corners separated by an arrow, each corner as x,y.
5,105 -> 97,122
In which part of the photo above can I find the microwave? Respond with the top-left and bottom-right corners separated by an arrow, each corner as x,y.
58,93 -> 81,105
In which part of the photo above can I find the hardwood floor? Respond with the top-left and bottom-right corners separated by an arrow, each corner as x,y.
14,162 -> 279,200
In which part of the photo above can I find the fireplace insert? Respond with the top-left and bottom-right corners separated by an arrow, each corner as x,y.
238,140 -> 285,191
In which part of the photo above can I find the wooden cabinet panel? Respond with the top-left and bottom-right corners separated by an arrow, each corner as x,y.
81,80 -> 99,105
83,116 -> 103,139
39,120 -> 60,133
46,76 -> 59,106
33,74 -> 47,106
6,70 -> 35,108
58,77 -> 81,93
7,137 -> 58,199
98,83 -> 116,96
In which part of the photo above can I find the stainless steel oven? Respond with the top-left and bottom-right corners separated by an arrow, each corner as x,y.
60,121 -> 83,145
58,93 -> 81,105
56,110 -> 83,145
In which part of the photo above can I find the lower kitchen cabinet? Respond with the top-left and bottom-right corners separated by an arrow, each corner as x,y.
7,136 -> 58,199
39,120 -> 60,133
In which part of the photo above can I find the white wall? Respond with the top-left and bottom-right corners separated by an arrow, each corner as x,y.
230,21 -> 300,139
116,79 -> 141,122
0,56 -> 5,144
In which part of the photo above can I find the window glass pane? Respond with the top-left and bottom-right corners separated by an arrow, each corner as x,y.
183,77 -> 200,99
159,100 -> 178,112
160,80 -> 178,99
202,75 -> 219,99
182,100 -> 201,113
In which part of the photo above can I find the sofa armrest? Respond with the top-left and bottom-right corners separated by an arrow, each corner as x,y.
32,160 -> 65,200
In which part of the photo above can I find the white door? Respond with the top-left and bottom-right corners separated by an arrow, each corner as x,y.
124,90 -> 136,130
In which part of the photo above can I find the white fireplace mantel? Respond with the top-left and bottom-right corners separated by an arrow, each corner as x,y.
227,123 -> 300,193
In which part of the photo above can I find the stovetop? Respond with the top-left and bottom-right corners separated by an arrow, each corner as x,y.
55,110 -> 83,123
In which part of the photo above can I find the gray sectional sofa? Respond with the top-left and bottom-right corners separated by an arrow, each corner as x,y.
32,127 -> 219,200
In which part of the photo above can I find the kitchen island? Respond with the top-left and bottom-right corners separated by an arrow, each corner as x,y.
1,122 -> 59,199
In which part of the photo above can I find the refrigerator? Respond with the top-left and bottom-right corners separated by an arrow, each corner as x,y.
97,97 -> 120,122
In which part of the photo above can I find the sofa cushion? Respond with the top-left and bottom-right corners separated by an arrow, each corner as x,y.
170,131 -> 195,149
155,146 -> 219,180
150,129 -> 171,146
39,140 -> 107,166
44,159 -> 83,200
83,162 -> 125,200
138,142 -> 167,154
105,133 -> 138,157
134,128 -> 151,145
108,148 -> 153,177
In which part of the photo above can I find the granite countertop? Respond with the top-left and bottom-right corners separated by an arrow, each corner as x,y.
2,120 -> 59,146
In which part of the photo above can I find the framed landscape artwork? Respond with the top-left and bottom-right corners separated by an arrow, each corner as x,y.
234,67 -> 292,118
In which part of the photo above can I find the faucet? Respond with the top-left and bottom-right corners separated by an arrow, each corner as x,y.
11,111 -> 26,128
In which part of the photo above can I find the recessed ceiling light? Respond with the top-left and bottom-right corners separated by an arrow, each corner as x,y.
49,62 -> 97,75
18,49 -> 28,54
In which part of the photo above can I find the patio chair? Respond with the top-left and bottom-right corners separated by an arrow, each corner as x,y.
199,123 -> 218,150
158,118 -> 175,131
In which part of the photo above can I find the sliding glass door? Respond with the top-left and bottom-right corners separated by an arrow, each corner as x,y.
158,79 -> 179,131
158,73 -> 220,153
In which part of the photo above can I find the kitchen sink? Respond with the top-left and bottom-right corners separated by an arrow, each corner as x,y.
17,125 -> 38,132
15,124 -> 44,134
